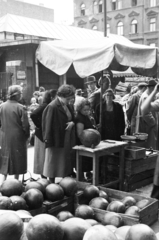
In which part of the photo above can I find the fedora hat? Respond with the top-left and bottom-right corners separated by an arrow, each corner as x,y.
138,82 -> 148,88
85,76 -> 96,85
146,78 -> 158,87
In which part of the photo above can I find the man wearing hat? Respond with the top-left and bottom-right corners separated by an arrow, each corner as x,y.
125,82 -> 147,134
88,75 -> 110,112
136,78 -> 158,149
85,76 -> 98,98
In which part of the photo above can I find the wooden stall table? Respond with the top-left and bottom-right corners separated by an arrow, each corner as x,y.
73,140 -> 127,190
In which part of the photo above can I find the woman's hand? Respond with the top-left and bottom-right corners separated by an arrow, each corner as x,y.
65,121 -> 74,131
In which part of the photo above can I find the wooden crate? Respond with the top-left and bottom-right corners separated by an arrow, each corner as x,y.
100,152 -> 158,190
43,196 -> 74,216
98,187 -> 159,226
47,197 -> 74,216
124,146 -> 146,160
74,191 -> 140,226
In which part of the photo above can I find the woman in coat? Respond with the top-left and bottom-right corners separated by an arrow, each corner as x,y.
30,89 -> 57,178
42,84 -> 76,182
95,88 -> 125,141
0,85 -> 30,185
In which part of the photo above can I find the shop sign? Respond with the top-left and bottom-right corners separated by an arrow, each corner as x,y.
17,71 -> 26,80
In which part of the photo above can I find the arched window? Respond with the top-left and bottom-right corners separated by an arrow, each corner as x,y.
117,21 -> 123,35
150,18 -> 156,31
132,0 -> 137,6
93,1 -> 98,14
150,0 -> 156,7
81,3 -> 85,16
99,0 -> 103,13
92,25 -> 98,30
131,19 -> 138,33
107,23 -> 110,35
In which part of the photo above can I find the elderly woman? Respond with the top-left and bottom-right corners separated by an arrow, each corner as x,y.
95,88 -> 125,141
30,89 -> 57,179
75,98 -> 96,180
0,85 -> 30,185
42,84 -> 76,182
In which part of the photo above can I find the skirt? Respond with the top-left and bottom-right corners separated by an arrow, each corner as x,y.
33,136 -> 45,175
43,127 -> 75,178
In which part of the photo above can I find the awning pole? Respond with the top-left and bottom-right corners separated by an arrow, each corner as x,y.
35,56 -> 39,87
99,71 -> 103,134
99,0 -> 107,133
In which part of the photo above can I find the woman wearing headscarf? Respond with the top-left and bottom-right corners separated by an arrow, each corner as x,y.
42,84 -> 76,182
95,88 -> 125,141
30,89 -> 57,178
0,85 -> 30,185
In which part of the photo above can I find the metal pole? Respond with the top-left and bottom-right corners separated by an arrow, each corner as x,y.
99,0 -> 107,131
104,0 -> 107,37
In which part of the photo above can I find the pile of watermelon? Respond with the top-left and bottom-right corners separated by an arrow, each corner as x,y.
0,177 -> 78,212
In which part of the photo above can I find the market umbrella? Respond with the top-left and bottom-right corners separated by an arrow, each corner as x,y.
36,37 -> 158,78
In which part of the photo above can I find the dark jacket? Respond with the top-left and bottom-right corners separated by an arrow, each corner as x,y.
95,101 -> 125,141
42,97 -> 74,148
30,103 -> 48,142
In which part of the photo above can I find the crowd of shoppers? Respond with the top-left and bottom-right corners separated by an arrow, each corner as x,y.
1,75 -> 159,191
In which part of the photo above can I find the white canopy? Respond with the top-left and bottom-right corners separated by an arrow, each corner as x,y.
36,36 -> 158,78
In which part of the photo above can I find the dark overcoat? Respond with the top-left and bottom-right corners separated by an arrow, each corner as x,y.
0,100 -> 30,175
95,101 -> 125,141
42,98 -> 74,148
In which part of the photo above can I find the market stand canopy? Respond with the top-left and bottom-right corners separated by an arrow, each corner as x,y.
36,37 -> 158,78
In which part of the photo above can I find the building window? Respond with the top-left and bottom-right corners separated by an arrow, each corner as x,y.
117,21 -> 123,35
99,0 -> 103,13
132,0 -> 137,6
131,19 -> 138,33
112,0 -> 122,10
93,1 -> 98,14
118,0 -> 122,9
150,0 -> 156,7
81,3 -> 85,16
107,23 -> 110,35
112,0 -> 117,10
150,18 -> 156,31
92,25 -> 98,30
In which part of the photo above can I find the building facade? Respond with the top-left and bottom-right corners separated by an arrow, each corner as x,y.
73,0 -> 159,46
0,0 -> 54,22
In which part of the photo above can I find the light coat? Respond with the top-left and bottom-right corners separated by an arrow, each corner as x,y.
0,100 -> 30,175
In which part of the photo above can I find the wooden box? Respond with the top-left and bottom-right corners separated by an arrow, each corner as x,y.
124,146 -> 146,160
98,187 -> 159,226
101,152 -> 158,191
43,196 -> 74,216
75,190 -> 140,226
